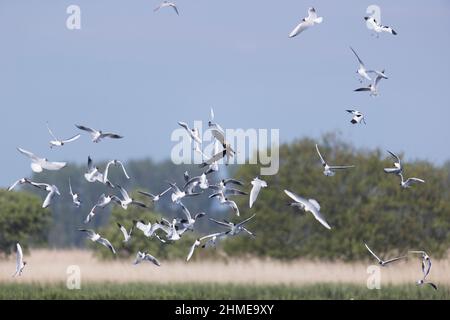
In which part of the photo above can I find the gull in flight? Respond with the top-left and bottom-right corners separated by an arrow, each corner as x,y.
12,243 -> 26,277
177,202 -> 206,233
28,181 -> 61,208
75,124 -> 123,143
209,214 -> 256,237
289,7 -> 323,38
249,177 -> 267,208
209,179 -> 246,195
178,121 -> 202,149
79,229 -> 116,255
46,122 -> 80,148
409,251 -> 432,279
134,220 -> 167,243
417,278 -> 438,291
315,144 -> 355,177
198,140 -> 220,175
354,71 -> 386,96
17,148 -> 67,173
204,122 -> 235,165
84,157 -> 128,187
285,190 -> 331,230
138,187 -> 171,203
168,182 -> 202,204
8,178 -> 33,191
154,1 -> 179,15
117,223 -> 134,243
158,218 -> 182,241
210,192 -> 241,216
384,151 -> 403,175
184,173 -> 209,194
350,47 -> 388,83
346,110 -> 366,125
399,173 -> 425,189
364,243 -> 407,266
85,194 -> 121,223
186,232 -> 228,262
69,178 -> 81,208
115,185 -> 148,210
364,16 -> 397,36
133,251 -> 161,267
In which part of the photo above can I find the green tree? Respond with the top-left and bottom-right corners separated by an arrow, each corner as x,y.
224,134 -> 450,261
0,190 -> 51,255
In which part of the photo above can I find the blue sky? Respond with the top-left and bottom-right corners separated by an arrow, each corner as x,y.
0,0 -> 449,186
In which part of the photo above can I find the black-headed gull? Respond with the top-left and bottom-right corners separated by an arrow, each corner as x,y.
69,178 -> 81,208
409,251 -> 432,279
184,173 -> 209,194
249,177 -> 267,208
85,194 -> 121,223
315,144 -> 355,177
354,71 -> 386,96
8,178 -> 33,191
350,47 -> 388,83
158,218 -> 182,241
17,148 -> 67,173
115,185 -> 148,210
186,232 -> 228,262
84,157 -> 125,187
134,220 -> 167,242
364,16 -> 397,36
75,124 -> 123,143
168,182 -> 202,204
399,173 -> 425,189
346,110 -> 366,125
12,243 -> 26,277
133,251 -> 161,266
177,202 -> 206,232
28,181 -> 61,208
285,189 -> 331,230
138,187 -> 171,203
178,121 -> 202,147
210,192 -> 240,216
209,214 -> 256,237
46,122 -> 80,148
384,151 -> 403,175
364,243 -> 407,266
79,229 -> 116,254
289,7 -> 323,38
117,222 -> 134,243
154,1 -> 179,15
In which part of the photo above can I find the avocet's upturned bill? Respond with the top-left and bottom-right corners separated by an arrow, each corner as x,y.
284,190 -> 331,230
17,148 -> 67,173
289,7 -> 323,38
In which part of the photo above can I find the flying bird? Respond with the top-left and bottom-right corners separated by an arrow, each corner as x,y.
28,181 -> 61,208
384,151 -> 403,175
354,71 -> 386,96
168,182 -> 202,204
315,144 -> 355,176
409,251 -> 432,279
209,214 -> 256,237
117,223 -> 134,243
177,202 -> 206,233
8,178 -> 33,191
138,187 -> 171,203
210,192 -> 241,216
349,47 -> 388,83
186,232 -> 228,262
46,122 -> 80,148
133,251 -> 161,266
249,177 -> 267,208
289,7 -> 323,38
79,229 -> 116,255
178,121 -> 202,148
69,178 -> 81,208
364,16 -> 397,36
115,185 -> 148,210
364,243 -> 407,266
346,110 -> 366,125
17,148 -> 67,173
154,1 -> 179,15
399,173 -> 425,189
75,124 -> 123,143
285,190 -> 331,230
12,243 -> 26,277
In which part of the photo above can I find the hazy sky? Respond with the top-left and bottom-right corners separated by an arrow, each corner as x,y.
1,0 -> 449,186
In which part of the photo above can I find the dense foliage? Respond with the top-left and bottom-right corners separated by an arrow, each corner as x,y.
0,190 -> 50,255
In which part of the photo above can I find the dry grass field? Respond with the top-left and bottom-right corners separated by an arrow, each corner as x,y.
1,249 -> 449,286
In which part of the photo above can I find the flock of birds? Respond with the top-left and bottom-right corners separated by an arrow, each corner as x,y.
7,4 -> 436,291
